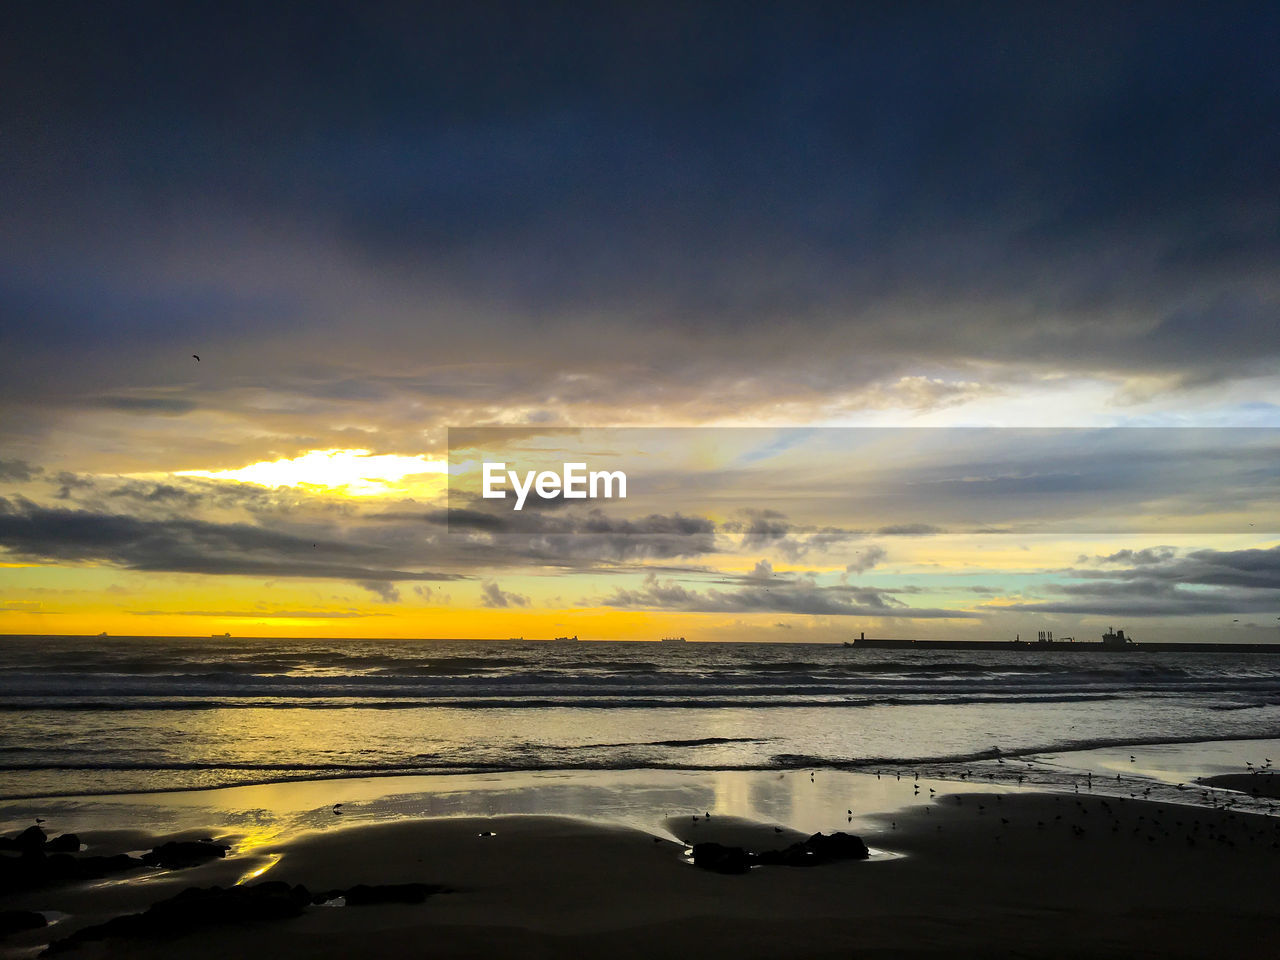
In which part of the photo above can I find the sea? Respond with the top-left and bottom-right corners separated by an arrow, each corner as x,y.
2,635 -> 1279,804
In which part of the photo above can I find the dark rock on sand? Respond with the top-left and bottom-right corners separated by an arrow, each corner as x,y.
43,881 -> 313,954
692,842 -> 753,874
0,826 -> 48,853
756,842 -> 817,867
140,840 -> 229,869
0,910 -> 47,938
804,831 -> 870,862
0,851 -> 145,894
45,834 -> 80,854
691,832 -> 869,874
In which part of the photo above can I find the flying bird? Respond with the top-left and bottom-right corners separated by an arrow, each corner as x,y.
192,354 -> 200,361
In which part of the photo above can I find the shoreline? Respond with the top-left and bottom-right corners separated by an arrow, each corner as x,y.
4,734 -> 1278,808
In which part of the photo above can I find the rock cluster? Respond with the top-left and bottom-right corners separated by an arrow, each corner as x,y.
692,831 -> 870,874
0,827 -> 231,894
0,827 -> 143,895
0,910 -> 47,938
42,880 -> 449,954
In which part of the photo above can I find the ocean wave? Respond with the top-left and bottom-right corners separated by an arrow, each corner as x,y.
0,693 -> 1141,710
4,730 -> 1280,803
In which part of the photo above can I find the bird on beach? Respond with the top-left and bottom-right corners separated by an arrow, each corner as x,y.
34,817 -> 45,824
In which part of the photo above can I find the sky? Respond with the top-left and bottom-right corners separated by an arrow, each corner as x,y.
1,2 -> 1278,642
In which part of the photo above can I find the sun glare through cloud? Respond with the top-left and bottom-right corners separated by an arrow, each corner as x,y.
177,449 -> 447,496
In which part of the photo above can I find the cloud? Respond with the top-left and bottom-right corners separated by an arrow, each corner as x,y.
876,524 -> 942,536
51,472 -> 95,500
127,608 -> 377,618
359,580 -> 402,603
107,481 -> 203,507
593,572 -> 975,619
1095,547 -> 1178,565
0,460 -> 41,483
846,544 -> 887,574
0,601 -> 42,613
2,6 -> 1278,638
0,497 -> 465,585
91,396 -> 198,415
3,5 -> 1278,477
721,510 -> 790,546
994,545 -> 1280,617
480,581 -> 530,608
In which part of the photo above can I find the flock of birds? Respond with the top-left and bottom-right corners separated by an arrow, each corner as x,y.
764,751 -> 1280,849
659,751 -> 1280,864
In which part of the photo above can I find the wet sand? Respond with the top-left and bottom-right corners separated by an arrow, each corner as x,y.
1199,771 -> 1280,799
4,786 -> 1278,959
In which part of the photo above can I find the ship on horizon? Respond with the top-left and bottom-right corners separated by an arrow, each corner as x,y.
1100,626 -> 1135,648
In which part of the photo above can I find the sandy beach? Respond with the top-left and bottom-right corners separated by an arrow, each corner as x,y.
4,772 -> 1277,960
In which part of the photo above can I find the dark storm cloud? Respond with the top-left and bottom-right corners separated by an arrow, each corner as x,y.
106,481 -> 203,507
999,545 -> 1280,617
421,501 -> 869,564
51,472 -> 96,500
720,510 -> 790,544
1003,588 -> 1276,618
421,506 -> 715,539
414,506 -> 720,562
593,572 -> 974,619
2,0 -> 1278,435
0,460 -> 41,483
0,496 -> 464,584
